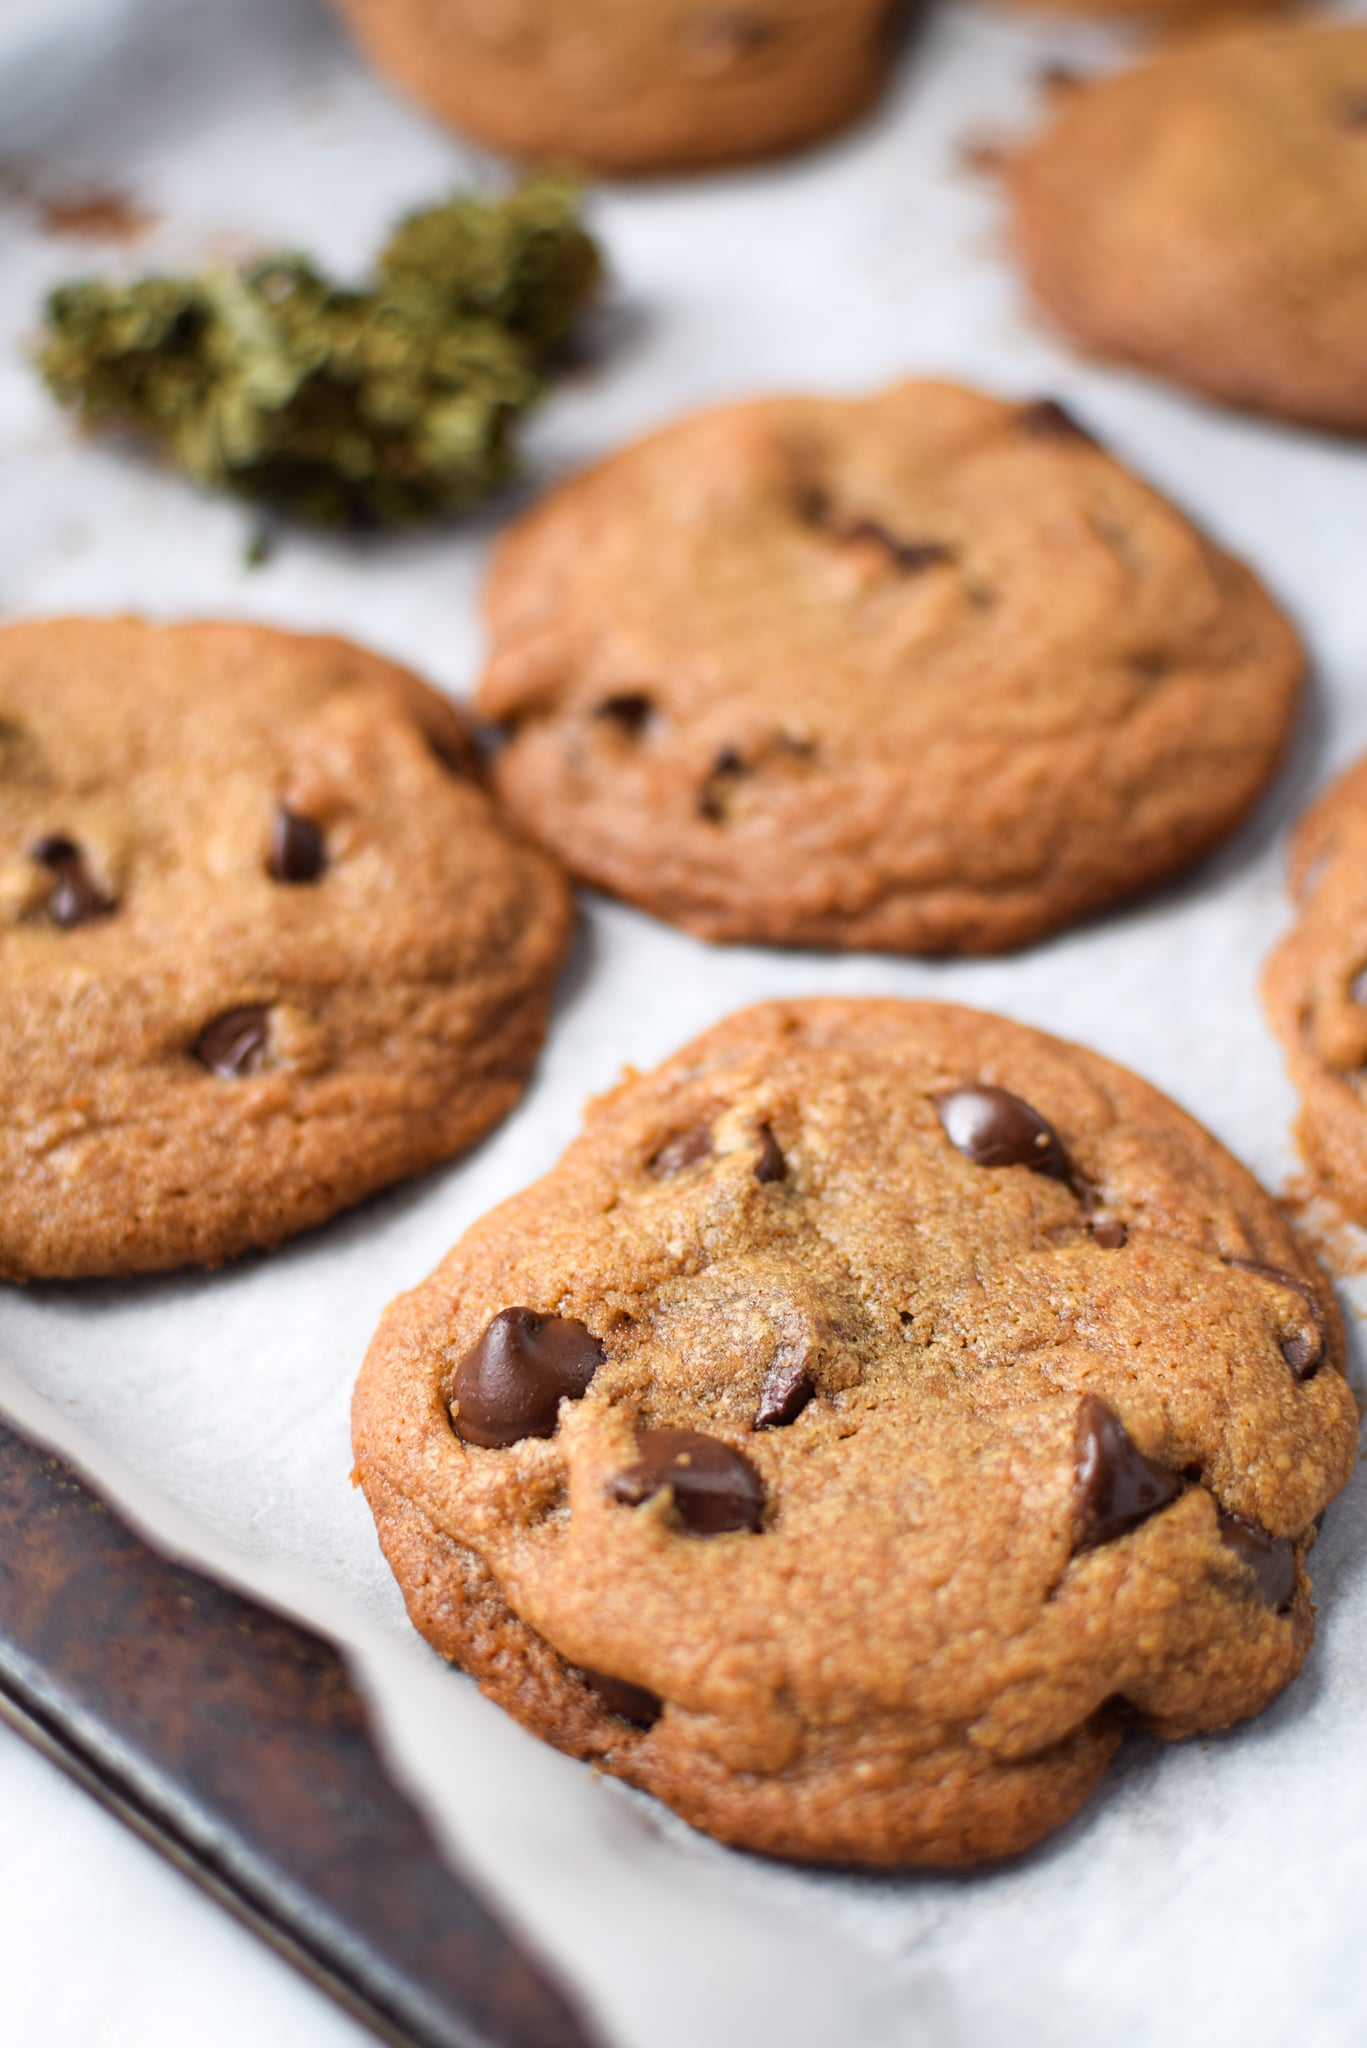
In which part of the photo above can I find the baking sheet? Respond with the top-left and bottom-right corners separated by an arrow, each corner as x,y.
2,0 -> 1367,2043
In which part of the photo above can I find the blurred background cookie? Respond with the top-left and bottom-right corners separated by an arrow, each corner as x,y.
327,0 -> 906,174
1265,753 -> 1367,1225
1010,25 -> 1367,431
999,0 -> 1289,21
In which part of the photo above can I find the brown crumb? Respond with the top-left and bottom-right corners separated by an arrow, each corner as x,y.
39,189 -> 154,243
1279,1170 -> 1367,1287
957,133 -> 1011,176
0,160 -> 155,243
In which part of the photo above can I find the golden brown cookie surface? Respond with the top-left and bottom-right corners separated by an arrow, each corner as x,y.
354,999 -> 1357,1867
478,382 -> 1303,954
1001,0 -> 1287,20
1011,26 -> 1367,430
0,618 -> 571,1280
1265,752 -> 1367,1224
329,0 -> 902,175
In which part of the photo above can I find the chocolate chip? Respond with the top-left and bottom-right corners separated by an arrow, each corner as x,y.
1091,1218 -> 1127,1249
837,521 -> 954,574
699,747 -> 746,823
29,833 -> 80,863
1225,1257 -> 1326,1380
610,1427 -> 765,1535
29,834 -> 115,929
754,1125 -> 786,1184
935,1085 -> 1070,1181
1217,1511 -> 1297,1612
683,11 -> 778,67
797,484 -> 832,528
648,1124 -> 713,1177
1281,1327 -> 1325,1377
579,1667 -> 662,1730
595,693 -> 654,736
755,1358 -> 814,1431
425,724 -> 477,776
1073,1395 -> 1184,1551
1018,398 -> 1094,443
268,807 -> 326,884
451,1307 -> 603,1449
195,1006 -> 270,1078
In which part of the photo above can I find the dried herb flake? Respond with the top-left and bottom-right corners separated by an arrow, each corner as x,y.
39,178 -> 602,527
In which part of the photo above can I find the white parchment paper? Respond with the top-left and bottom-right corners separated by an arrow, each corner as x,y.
2,1 -> 1367,2043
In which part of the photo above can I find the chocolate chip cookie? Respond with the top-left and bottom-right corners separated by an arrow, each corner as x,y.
0,618 -> 572,1280
1003,0 -> 1286,19
477,381 -> 1304,954
354,998 -> 1357,1866
329,0 -> 902,175
1010,26 -> 1367,431
1264,751 -> 1367,1224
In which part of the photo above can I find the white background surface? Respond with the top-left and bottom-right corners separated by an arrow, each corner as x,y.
2,1 -> 1367,2043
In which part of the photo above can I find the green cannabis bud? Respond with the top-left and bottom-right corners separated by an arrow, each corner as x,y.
39,179 -> 602,527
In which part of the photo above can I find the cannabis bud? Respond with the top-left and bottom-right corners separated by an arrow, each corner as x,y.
38,178 -> 602,527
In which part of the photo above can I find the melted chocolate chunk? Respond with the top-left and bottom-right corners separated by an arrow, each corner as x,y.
1073,1395 -> 1184,1551
1217,1511 -> 1297,1613
595,693 -> 654,736
29,832 -> 80,864
195,1006 -> 270,1078
579,1667 -> 663,1730
699,747 -> 746,822
837,521 -> 954,575
685,10 -> 778,62
755,1358 -> 814,1431
610,1427 -> 765,1535
1018,398 -> 1094,443
935,1085 -> 1070,1181
268,807 -> 326,884
754,1125 -> 786,1184
1225,1257 -> 1326,1380
1091,1218 -> 1128,1250
425,723 -> 478,776
648,1124 -> 714,1177
29,833 -> 115,929
451,1307 -> 603,1449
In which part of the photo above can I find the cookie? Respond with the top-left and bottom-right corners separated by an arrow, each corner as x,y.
354,998 -> 1358,1867
0,618 -> 571,1280
1010,26 -> 1367,431
1001,0 -> 1287,20
1264,751 -> 1367,1223
477,381 -> 1303,954
329,0 -> 901,175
